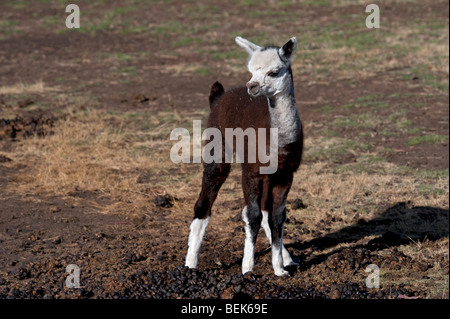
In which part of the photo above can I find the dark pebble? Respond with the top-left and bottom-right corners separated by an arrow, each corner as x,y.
291,198 -> 308,210
153,194 -> 177,208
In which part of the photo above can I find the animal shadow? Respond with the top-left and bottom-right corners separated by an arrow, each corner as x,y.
287,202 -> 449,270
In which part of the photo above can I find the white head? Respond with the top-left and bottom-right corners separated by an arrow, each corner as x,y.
235,36 -> 297,97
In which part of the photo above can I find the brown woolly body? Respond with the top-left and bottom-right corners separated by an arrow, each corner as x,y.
205,84 -> 303,215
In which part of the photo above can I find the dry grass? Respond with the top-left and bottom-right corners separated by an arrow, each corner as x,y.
0,81 -> 59,95
7,106 -> 206,217
6,101 -> 447,222
289,161 -> 448,222
385,23 -> 450,75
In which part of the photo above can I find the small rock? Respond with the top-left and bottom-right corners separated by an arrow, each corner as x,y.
0,154 -> 12,163
17,98 -> 34,108
132,94 -> 149,104
154,194 -> 177,208
95,233 -> 106,239
330,285 -> 341,299
49,206 -> 61,213
221,286 -> 234,299
291,198 -> 307,210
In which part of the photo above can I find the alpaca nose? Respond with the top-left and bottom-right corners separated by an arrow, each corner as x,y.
246,81 -> 260,95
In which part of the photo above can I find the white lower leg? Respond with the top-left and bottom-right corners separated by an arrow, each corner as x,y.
280,224 -> 298,266
263,210 -> 297,267
241,206 -> 255,274
261,210 -> 272,245
272,241 -> 289,277
282,245 -> 298,266
242,235 -> 255,275
185,217 -> 210,269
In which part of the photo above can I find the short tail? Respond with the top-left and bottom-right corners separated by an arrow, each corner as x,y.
209,81 -> 225,109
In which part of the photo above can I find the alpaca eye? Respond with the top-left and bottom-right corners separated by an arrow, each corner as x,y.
268,71 -> 280,77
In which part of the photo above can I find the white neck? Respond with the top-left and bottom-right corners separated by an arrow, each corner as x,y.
267,88 -> 301,146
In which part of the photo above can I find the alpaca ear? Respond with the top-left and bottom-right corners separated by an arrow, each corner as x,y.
279,37 -> 297,63
235,36 -> 261,55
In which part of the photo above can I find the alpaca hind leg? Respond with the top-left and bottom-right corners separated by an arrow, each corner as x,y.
261,210 -> 298,267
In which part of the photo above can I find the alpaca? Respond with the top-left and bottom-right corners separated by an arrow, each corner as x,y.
185,36 -> 303,276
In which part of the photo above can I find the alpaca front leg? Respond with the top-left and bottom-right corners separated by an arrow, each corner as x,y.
185,217 -> 210,268
242,205 -> 261,275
